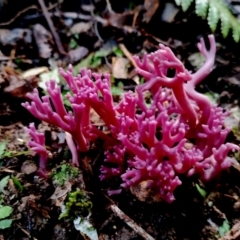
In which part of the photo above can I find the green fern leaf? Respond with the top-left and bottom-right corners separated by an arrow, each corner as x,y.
181,0 -> 194,12
207,3 -> 219,32
174,0 -> 240,42
195,0 -> 209,18
175,0 -> 181,6
233,25 -> 240,42
221,15 -> 230,38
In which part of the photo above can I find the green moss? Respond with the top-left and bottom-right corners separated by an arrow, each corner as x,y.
59,189 -> 92,220
51,163 -> 79,186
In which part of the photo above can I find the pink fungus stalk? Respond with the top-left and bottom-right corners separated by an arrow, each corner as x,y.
23,35 -> 239,203
25,123 -> 49,177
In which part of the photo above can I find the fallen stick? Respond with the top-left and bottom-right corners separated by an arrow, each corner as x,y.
38,0 -> 66,55
110,204 -> 155,240
119,43 -> 138,68
16,224 -> 38,240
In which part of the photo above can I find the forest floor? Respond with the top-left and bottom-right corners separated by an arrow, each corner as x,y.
1,0 -> 240,239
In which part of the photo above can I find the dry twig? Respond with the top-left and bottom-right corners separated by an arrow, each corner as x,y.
16,224 -> 38,240
110,204 -> 155,240
119,43 -> 138,68
0,5 -> 38,26
37,0 -> 66,55
105,0 -> 114,13
0,1 -> 63,27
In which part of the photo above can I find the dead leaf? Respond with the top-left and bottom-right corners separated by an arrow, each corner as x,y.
224,106 -> 240,130
69,46 -> 89,63
108,11 -> 134,28
143,0 -> 160,23
33,24 -> 53,58
21,160 -> 37,175
130,180 -> 162,202
3,66 -> 19,77
20,67 -> 49,79
50,182 -> 72,200
90,109 -> 104,126
70,22 -> 93,34
81,4 -> 95,12
112,57 -> 129,79
54,195 -> 67,207
4,76 -> 36,98
28,199 -> 50,218
225,77 -> 240,86
0,168 -> 15,173
82,157 -> 93,175
0,28 -> 32,46
18,194 -> 38,212
39,68 -> 60,90
161,2 -> 179,23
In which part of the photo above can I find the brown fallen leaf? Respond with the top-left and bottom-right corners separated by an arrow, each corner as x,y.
68,46 -> 89,63
112,57 -> 129,79
50,181 -> 72,200
18,194 -> 38,212
28,199 -> 50,218
70,22 -> 93,34
0,28 -> 32,46
21,160 -> 37,175
4,76 -> 36,98
33,24 -> 53,58
130,180 -> 162,203
3,66 -> 37,98
108,11 -> 134,28
143,0 -> 160,23
161,2 -> 179,23
20,67 -> 49,79
90,108 -> 105,126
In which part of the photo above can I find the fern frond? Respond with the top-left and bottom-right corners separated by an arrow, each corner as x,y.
221,16 -> 230,38
207,3 -> 219,32
233,25 -> 240,42
174,0 -> 240,42
174,0 -> 194,11
182,0 -> 194,12
195,0 -> 209,18
175,0 -> 181,6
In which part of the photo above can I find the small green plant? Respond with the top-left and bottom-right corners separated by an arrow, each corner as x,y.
51,163 -> 79,186
195,183 -> 207,198
175,0 -> 240,42
111,81 -> 124,96
11,175 -> 23,191
0,204 -> 13,229
0,176 -> 13,229
59,189 -> 92,220
73,41 -> 123,71
218,219 -> 230,237
0,141 -> 30,161
0,142 -> 7,160
69,34 -> 79,50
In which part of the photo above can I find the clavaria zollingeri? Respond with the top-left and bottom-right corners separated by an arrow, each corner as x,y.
22,35 -> 239,202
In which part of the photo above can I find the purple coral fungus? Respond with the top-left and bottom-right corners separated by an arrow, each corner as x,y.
23,35 -> 239,203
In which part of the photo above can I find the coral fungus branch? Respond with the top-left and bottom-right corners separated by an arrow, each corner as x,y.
23,35 -> 239,203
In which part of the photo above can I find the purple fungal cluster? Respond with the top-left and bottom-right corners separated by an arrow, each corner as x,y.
23,35 -> 239,203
